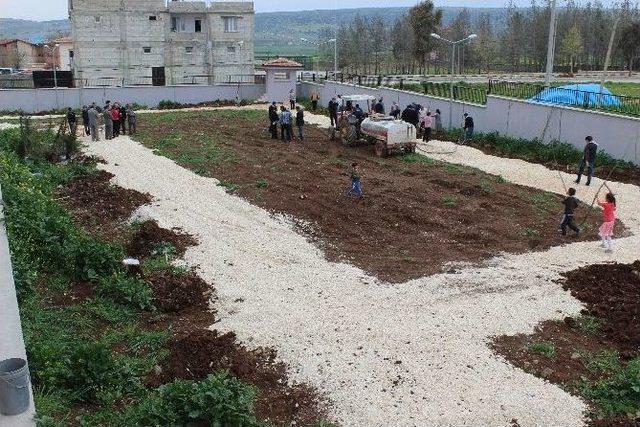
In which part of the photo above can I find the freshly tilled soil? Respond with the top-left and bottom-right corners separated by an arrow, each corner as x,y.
135,110 -> 609,283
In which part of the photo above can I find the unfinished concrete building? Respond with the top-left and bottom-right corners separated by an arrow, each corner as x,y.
68,0 -> 255,87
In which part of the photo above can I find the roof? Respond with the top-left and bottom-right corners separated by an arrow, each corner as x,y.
0,39 -> 39,47
261,57 -> 303,69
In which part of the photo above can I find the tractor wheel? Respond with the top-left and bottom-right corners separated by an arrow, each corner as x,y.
375,141 -> 388,158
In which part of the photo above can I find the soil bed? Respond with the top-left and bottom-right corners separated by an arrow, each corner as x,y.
135,109 -> 613,283
56,169 -> 152,242
493,261 -> 640,426
148,329 -> 326,426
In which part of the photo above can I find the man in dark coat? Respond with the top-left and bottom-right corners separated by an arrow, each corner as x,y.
575,136 -> 599,186
119,104 -> 127,135
268,102 -> 279,139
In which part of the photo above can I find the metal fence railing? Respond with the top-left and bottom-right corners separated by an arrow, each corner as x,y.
0,74 -> 266,89
489,80 -> 640,117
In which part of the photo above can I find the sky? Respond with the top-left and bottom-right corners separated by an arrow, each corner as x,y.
0,0 -> 597,21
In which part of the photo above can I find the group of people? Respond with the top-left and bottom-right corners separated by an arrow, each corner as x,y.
70,102 -> 137,142
561,135 -> 618,253
268,101 -> 305,142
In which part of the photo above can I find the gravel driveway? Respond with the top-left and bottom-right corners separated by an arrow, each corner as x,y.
85,110 -> 640,427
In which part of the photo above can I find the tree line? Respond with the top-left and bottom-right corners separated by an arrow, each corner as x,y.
315,0 -> 640,76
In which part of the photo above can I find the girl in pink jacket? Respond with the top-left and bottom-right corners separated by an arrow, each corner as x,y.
597,192 -> 617,253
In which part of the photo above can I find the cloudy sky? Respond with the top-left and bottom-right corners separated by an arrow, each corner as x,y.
0,0 -> 595,21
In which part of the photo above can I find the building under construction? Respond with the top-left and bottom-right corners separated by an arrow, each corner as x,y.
68,0 -> 255,87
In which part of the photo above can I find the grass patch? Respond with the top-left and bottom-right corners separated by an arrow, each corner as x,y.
575,315 -> 604,336
442,195 -> 458,208
218,180 -> 239,193
401,153 -> 435,165
256,177 -> 269,189
527,341 -> 556,358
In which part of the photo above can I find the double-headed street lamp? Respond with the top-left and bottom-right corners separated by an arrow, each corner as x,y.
430,33 -> 477,130
301,37 -> 337,78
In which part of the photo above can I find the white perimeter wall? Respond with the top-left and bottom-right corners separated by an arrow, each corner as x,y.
0,84 -> 266,112
299,81 -> 640,165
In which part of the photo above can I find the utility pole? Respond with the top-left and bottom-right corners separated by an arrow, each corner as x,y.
544,0 -> 558,87
599,16 -> 622,97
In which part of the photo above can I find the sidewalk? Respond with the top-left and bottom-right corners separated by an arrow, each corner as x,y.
0,185 -> 35,427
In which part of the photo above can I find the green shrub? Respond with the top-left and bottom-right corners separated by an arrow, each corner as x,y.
64,342 -> 134,403
83,372 -> 260,427
98,273 -> 154,311
581,358 -> 640,417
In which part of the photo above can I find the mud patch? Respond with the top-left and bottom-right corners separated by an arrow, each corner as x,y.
57,170 -> 152,241
562,261 -> 640,357
148,329 -> 328,426
127,220 -> 197,259
145,270 -> 212,313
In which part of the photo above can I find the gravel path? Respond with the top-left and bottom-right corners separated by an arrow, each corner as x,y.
85,110 -> 640,427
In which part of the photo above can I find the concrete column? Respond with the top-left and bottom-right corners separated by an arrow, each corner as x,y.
0,184 -> 35,427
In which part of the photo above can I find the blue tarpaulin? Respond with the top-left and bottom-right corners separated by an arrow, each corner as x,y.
530,83 -> 622,108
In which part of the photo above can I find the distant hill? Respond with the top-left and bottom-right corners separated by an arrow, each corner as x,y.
0,18 -> 69,43
0,6 -> 510,51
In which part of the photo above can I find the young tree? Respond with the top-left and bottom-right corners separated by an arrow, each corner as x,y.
560,25 -> 585,73
472,13 -> 497,73
391,15 -> 415,74
618,22 -> 640,74
408,0 -> 443,74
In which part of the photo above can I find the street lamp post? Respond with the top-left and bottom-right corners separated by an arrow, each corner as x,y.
44,43 -> 61,109
430,33 -> 477,131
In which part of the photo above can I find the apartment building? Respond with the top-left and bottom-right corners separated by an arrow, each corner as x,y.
68,0 -> 255,87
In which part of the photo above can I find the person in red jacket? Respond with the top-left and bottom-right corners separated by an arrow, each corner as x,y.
597,192 -> 617,253
110,105 -> 121,137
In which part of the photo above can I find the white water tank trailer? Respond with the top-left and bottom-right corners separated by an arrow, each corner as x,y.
360,117 -> 417,157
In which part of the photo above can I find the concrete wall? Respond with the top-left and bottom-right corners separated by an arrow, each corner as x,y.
299,81 -> 640,164
0,84 -> 266,112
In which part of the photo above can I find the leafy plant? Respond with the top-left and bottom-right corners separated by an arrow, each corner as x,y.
256,177 -> 269,189
580,358 -> 640,418
98,273 -> 154,311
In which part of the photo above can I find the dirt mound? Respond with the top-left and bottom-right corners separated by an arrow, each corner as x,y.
561,261 -> 640,357
149,329 -> 327,425
127,220 -> 196,259
145,270 -> 212,313
494,261 -> 640,425
58,170 -> 152,239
